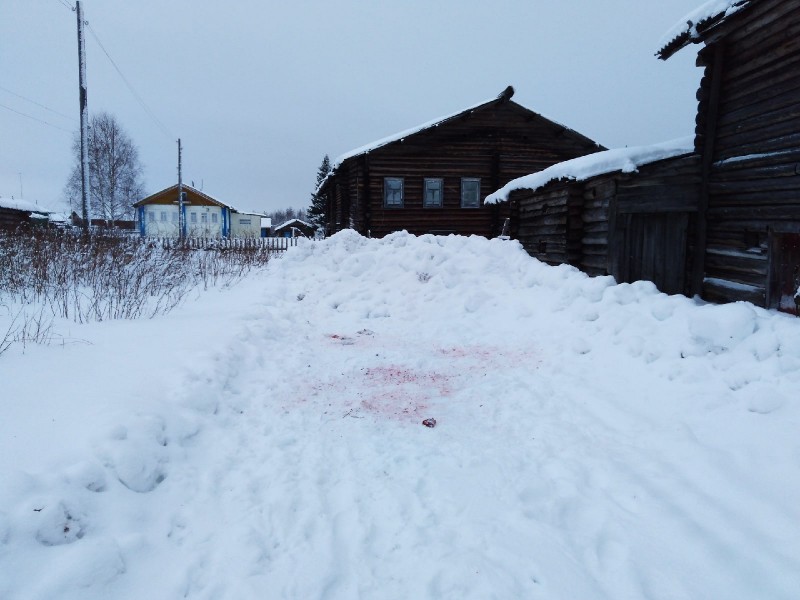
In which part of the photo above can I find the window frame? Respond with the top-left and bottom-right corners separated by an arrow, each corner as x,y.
383,177 -> 404,208
423,178 -> 444,209
461,178 -> 481,209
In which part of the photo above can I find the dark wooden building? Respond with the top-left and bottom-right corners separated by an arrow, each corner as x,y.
318,86 -> 604,239
0,198 -> 52,230
659,0 -> 800,312
273,218 -> 316,238
487,141 -> 701,295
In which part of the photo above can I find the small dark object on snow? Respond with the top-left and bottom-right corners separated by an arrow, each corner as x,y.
422,418 -> 437,428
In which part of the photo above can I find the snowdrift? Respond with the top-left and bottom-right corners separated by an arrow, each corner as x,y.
1,230 -> 798,599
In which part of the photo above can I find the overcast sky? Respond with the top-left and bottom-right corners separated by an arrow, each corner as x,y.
2,0 -> 704,215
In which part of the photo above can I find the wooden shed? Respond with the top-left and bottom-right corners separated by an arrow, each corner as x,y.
658,0 -> 800,312
0,198 -> 52,230
318,86 -> 604,239
273,218 -> 316,238
487,140 -> 701,295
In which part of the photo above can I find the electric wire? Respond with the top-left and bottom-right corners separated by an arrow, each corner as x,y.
86,23 -> 175,140
0,102 -> 73,134
0,85 -> 77,123
55,0 -> 74,11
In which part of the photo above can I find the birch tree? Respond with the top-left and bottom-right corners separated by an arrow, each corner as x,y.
64,112 -> 145,224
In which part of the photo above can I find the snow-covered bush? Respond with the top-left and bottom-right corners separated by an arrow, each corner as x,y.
0,227 -> 274,325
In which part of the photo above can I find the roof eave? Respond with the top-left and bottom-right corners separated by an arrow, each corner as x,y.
657,0 -> 754,61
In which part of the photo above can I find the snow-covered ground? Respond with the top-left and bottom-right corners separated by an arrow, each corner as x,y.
1,231 -> 798,599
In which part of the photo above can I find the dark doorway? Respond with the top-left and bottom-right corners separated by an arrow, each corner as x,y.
617,212 -> 689,295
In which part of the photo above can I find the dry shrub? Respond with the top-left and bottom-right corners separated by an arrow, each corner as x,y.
0,227 -> 275,324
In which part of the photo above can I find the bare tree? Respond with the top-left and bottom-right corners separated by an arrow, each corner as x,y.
64,112 -> 145,225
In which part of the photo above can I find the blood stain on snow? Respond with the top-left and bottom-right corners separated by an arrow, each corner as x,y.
356,366 -> 452,422
437,344 -> 539,368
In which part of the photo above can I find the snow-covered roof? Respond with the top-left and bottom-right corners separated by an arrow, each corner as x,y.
135,184 -> 260,216
135,184 -> 231,209
274,218 -> 315,231
657,0 -> 753,59
331,87 -> 515,170
235,209 -> 267,217
317,86 -> 602,194
485,137 -> 695,204
0,196 -> 53,214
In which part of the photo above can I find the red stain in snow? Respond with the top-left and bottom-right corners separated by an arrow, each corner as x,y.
356,366 -> 451,422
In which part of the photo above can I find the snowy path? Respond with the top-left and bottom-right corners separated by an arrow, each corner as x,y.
2,232 -> 799,599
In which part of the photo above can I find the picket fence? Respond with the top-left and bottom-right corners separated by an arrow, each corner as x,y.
151,237 -> 301,251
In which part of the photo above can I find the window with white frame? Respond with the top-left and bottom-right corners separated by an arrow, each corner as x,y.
190,212 -> 197,223
211,213 -> 218,224
148,211 -> 155,223
201,213 -> 208,224
424,178 -> 443,208
160,211 -> 167,222
384,177 -> 404,208
461,178 -> 481,208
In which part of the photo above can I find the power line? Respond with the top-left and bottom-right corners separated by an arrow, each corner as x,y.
0,102 -> 73,134
0,85 -> 77,122
86,23 -> 174,140
55,0 -> 74,11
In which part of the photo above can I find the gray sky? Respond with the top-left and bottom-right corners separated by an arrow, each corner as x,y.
2,0 -> 703,215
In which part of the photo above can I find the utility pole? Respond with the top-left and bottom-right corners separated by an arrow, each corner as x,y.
76,1 -> 90,233
178,138 -> 184,240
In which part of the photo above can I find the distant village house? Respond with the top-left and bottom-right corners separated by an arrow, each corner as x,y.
273,218 -> 316,238
0,197 -> 52,230
133,184 -> 264,238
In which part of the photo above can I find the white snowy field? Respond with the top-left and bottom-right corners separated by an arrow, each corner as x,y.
1,230 -> 799,600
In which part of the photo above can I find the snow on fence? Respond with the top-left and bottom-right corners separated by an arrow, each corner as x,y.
152,237 -> 301,251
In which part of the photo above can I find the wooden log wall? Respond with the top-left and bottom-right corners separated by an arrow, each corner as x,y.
512,184 -> 574,266
511,153 -> 700,293
326,101 -> 601,239
696,0 -> 800,307
581,177 -> 616,276
0,207 -> 35,230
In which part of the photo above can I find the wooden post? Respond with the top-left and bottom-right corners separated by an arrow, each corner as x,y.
76,1 -> 90,233
177,138 -> 184,240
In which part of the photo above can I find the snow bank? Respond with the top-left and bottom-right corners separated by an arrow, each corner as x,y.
485,137 -> 694,204
1,230 -> 799,599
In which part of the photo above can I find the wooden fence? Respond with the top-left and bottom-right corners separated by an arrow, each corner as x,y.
152,237 -> 301,251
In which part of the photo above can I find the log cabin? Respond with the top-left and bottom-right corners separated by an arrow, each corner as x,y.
486,140 -> 701,295
658,0 -> 800,312
317,86 -> 604,239
0,197 -> 52,230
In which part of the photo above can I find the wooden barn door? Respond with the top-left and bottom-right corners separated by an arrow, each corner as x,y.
619,212 -> 689,295
769,233 -> 800,315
